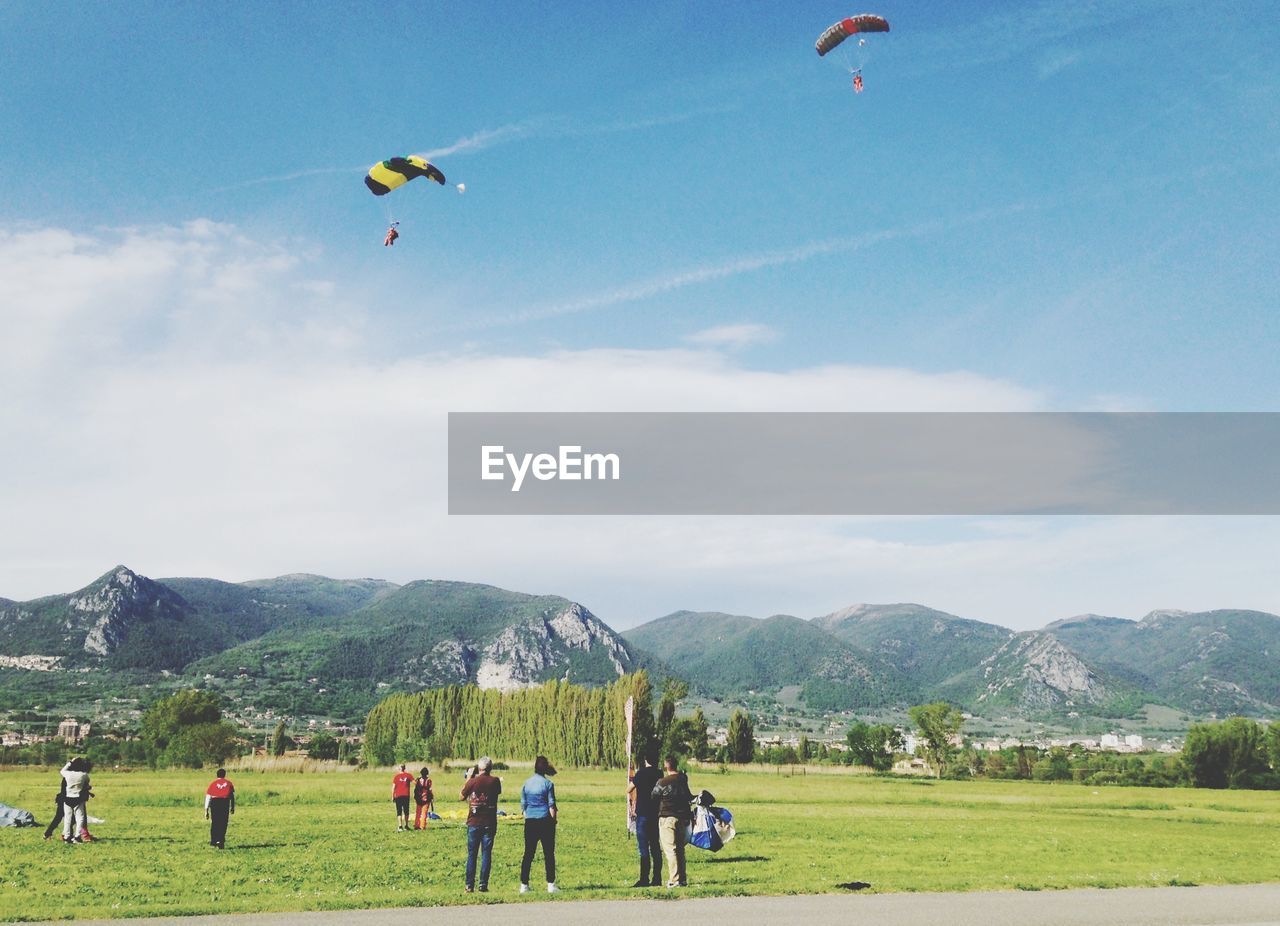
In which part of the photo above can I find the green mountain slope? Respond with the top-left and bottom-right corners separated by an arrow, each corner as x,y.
158,574 -> 397,644
813,603 -> 1012,690
1047,609 -> 1280,714
932,630 -> 1145,716
624,610 -> 914,709
0,566 -> 222,670
192,580 -> 645,716
5,567 -> 1279,725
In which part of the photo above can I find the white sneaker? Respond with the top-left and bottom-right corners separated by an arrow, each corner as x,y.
396,826 -> 404,832
519,884 -> 529,894
547,883 -> 559,893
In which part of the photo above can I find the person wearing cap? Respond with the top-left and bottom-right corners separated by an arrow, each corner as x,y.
460,756 -> 503,893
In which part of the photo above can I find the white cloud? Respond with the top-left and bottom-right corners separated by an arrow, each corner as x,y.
683,323 -> 777,349
1037,48 -> 1083,80
1,222 -> 1275,628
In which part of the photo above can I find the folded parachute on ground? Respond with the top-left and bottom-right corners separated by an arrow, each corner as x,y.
364,156 -> 446,196
815,14 -> 890,56
0,803 -> 36,827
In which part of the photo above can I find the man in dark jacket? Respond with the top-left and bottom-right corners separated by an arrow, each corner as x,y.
651,755 -> 694,888
627,746 -> 663,886
460,756 -> 502,893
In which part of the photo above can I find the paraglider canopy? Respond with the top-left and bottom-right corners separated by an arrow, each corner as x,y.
815,14 -> 889,57
365,156 -> 446,196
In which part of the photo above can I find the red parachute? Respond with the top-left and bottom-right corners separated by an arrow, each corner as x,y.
815,14 -> 890,57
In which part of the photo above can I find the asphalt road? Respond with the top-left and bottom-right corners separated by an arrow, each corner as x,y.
44,884 -> 1280,926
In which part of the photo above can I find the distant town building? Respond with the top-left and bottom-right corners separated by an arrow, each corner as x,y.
58,718 -> 90,745
1124,734 -> 1144,750
1100,733 -> 1122,749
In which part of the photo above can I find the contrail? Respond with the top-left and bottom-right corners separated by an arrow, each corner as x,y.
457,203 -> 1031,331
207,122 -> 537,194
417,123 -> 536,160
210,106 -> 733,196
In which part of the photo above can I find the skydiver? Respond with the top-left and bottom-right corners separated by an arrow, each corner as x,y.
384,222 -> 400,247
853,71 -> 864,93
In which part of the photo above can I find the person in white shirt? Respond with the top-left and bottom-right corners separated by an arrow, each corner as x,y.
60,757 -> 92,843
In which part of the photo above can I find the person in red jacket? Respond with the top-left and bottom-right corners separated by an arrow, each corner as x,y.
204,769 -> 235,849
392,764 -> 414,832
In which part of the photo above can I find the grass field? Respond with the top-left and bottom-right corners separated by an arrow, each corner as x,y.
2,765 -> 1279,921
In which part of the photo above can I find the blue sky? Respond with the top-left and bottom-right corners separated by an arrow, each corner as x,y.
1,1 -> 1278,624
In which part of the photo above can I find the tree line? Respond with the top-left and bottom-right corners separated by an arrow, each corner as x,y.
362,673 -> 760,769
758,705 -> 1280,792
363,673 -> 653,768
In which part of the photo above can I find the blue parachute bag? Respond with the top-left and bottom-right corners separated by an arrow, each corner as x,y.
689,786 -> 736,853
689,804 -> 722,851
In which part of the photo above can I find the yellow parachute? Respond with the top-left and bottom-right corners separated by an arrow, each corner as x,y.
364,156 -> 446,196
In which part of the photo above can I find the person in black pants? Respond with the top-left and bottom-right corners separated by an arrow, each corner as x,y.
204,768 -> 235,848
43,776 -> 67,841
519,755 -> 559,893
626,745 -> 663,887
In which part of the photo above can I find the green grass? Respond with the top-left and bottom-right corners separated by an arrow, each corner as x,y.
2,766 -> 1278,921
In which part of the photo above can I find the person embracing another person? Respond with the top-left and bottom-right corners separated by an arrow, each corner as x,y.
460,756 -> 502,893
43,773 -> 68,842
519,755 -> 558,894
58,757 -> 94,844
652,755 -> 695,888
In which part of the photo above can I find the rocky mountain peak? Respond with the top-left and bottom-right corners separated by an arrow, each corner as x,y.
474,601 -> 634,692
68,566 -> 189,656
977,631 -> 1110,710
1138,608 -> 1192,629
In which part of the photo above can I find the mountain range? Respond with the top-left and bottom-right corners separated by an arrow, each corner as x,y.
1,566 -> 1277,724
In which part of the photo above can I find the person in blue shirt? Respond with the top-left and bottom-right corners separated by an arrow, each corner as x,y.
519,755 -> 558,893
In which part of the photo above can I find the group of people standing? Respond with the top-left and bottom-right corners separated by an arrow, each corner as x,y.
402,748 -> 696,895
627,748 -> 695,889
389,755 -> 560,895
43,759 -> 234,849
41,747 -> 701,898
454,755 -> 559,895
391,764 -> 435,831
